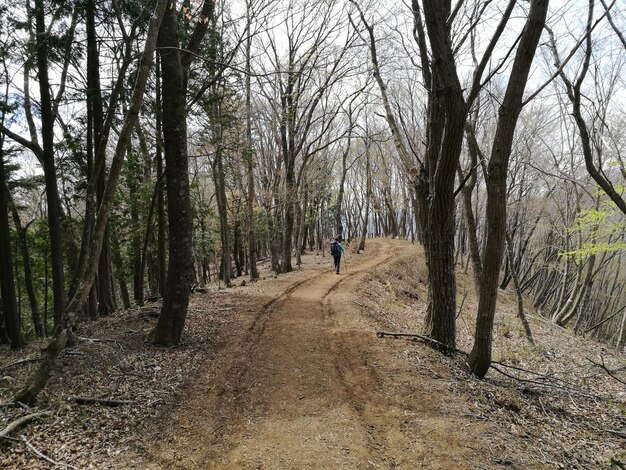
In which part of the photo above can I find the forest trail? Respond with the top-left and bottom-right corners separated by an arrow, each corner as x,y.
134,239 -> 490,469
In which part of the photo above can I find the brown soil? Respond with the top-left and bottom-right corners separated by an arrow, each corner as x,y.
123,238 -> 492,469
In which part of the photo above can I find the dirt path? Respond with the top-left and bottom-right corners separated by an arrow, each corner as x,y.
133,239 -> 491,469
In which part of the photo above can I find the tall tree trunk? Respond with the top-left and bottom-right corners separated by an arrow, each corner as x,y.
467,0 -> 549,377
0,143 -> 25,348
420,0 -> 466,350
459,128 -> 482,292
335,128 -> 352,240
358,141 -> 372,252
282,167 -> 296,272
88,0 -> 115,316
34,0 -> 65,330
152,1 -> 194,346
213,143 -> 232,285
155,56 -> 167,295
111,234 -> 131,309
245,0 -> 259,281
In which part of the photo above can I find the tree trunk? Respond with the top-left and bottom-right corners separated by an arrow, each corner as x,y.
0,144 -> 25,348
213,143 -> 232,285
155,56 -> 168,295
505,232 -> 534,345
282,167 -> 296,272
467,0 -> 549,377
7,193 -> 43,337
458,133 -> 482,292
358,142 -> 372,252
88,0 -> 115,316
555,254 -> 595,327
245,1 -> 259,281
14,331 -> 66,405
152,1 -> 194,346
34,0 -> 65,330
111,234 -> 131,309
420,0 -> 467,350
617,309 -> 626,352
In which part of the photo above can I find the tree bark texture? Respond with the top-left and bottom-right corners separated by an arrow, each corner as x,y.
152,1 -> 194,346
421,0 -> 467,349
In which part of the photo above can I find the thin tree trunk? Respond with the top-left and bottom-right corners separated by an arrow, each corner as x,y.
111,234 -> 131,309
468,0 -> 549,377
358,142 -> 372,252
34,0 -> 65,330
7,193 -> 43,337
213,143 -> 232,285
88,0 -> 114,316
245,0 -> 258,281
506,232 -> 534,345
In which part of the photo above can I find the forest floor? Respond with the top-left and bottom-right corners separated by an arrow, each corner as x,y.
0,238 -> 624,469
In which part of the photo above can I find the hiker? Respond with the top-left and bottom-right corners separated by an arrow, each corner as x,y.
329,237 -> 344,274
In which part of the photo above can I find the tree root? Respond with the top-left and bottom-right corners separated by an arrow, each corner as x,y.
14,330 -> 68,406
21,436 -> 78,469
0,357 -> 43,373
68,396 -> 136,407
0,411 -> 52,439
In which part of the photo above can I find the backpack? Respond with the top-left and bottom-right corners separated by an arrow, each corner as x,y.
330,240 -> 340,256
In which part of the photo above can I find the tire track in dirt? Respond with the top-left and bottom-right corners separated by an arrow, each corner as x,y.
136,239 -> 490,469
197,240 -> 394,468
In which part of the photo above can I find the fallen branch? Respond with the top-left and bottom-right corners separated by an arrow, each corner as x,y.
22,436 -> 78,469
490,364 -> 597,398
0,357 -> 43,373
0,411 -> 52,439
68,396 -> 136,407
376,331 -> 466,355
76,336 -> 120,344
377,330 -> 604,398
587,356 -> 626,385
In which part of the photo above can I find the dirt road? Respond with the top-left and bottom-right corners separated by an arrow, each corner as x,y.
135,239 -> 490,469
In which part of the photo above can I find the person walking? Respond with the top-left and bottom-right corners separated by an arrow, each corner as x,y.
329,237 -> 344,274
